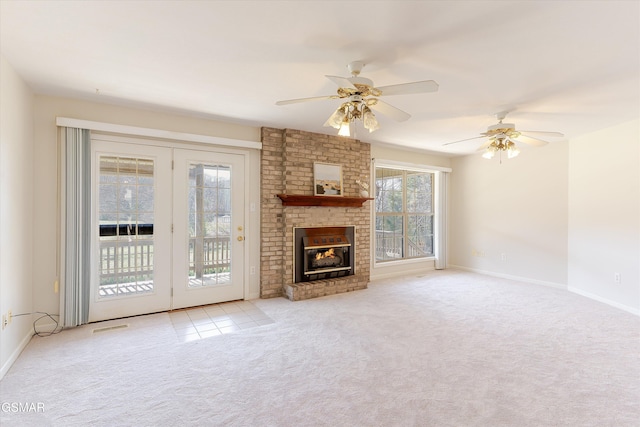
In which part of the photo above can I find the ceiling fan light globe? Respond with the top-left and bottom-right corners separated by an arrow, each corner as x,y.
323,106 -> 347,129
482,143 -> 498,159
482,149 -> 496,160
365,122 -> 380,133
507,146 -> 520,159
338,121 -> 351,137
363,107 -> 380,133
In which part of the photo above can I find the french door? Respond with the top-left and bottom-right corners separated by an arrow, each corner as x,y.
89,141 -> 245,322
172,148 -> 245,309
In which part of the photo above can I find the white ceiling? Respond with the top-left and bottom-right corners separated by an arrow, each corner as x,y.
1,1 -> 638,155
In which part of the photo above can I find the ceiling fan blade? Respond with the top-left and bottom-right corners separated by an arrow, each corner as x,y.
518,130 -> 564,138
368,99 -> 411,122
275,95 -> 339,106
442,135 -> 485,146
475,139 -> 493,152
325,75 -> 357,89
375,80 -> 439,96
514,134 -> 550,147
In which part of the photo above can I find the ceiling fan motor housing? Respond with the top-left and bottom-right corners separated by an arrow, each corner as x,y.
349,76 -> 374,88
347,61 -> 364,76
488,122 -> 516,132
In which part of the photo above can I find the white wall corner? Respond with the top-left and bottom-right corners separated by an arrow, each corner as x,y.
568,286 -> 640,316
448,265 -> 567,290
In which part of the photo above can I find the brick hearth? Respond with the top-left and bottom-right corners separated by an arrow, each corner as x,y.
260,128 -> 371,301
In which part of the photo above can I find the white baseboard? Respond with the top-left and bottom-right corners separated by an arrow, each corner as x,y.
0,329 -> 33,380
370,265 -> 436,281
448,265 -> 639,316
568,286 -> 640,316
447,264 -> 567,290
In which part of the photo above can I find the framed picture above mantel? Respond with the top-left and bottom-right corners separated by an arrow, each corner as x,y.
313,162 -> 342,196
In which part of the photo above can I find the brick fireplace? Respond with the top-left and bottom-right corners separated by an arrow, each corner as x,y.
260,128 -> 371,301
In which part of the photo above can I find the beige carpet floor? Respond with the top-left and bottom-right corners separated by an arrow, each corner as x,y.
1,270 -> 638,426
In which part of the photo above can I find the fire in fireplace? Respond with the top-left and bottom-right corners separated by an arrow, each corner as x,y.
304,235 -> 350,274
313,247 -> 340,268
294,226 -> 355,283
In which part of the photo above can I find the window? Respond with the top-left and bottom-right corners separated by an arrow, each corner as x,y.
374,166 -> 434,262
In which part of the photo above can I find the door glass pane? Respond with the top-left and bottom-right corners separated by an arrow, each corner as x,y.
98,156 -> 155,298
187,163 -> 232,288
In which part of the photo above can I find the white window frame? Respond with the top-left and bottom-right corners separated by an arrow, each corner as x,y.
371,159 -> 451,271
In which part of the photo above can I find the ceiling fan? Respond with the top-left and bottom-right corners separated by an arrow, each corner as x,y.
443,111 -> 564,160
275,61 -> 439,136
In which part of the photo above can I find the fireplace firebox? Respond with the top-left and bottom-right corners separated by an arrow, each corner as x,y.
294,226 -> 355,283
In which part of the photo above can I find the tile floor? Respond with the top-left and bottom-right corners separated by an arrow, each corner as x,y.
169,300 -> 274,342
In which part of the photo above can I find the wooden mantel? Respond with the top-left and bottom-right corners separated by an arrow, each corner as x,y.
276,194 -> 372,207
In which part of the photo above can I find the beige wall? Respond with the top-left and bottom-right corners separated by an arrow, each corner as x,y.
568,119 -> 639,313
0,54 -> 34,377
448,136 -> 569,287
371,143 -> 453,170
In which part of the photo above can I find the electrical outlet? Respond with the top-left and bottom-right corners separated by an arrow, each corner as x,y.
7,310 -> 12,325
614,273 -> 621,284
501,253 -> 507,261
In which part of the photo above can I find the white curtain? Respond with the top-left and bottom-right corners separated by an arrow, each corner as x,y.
434,171 -> 448,270
60,127 -> 91,327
